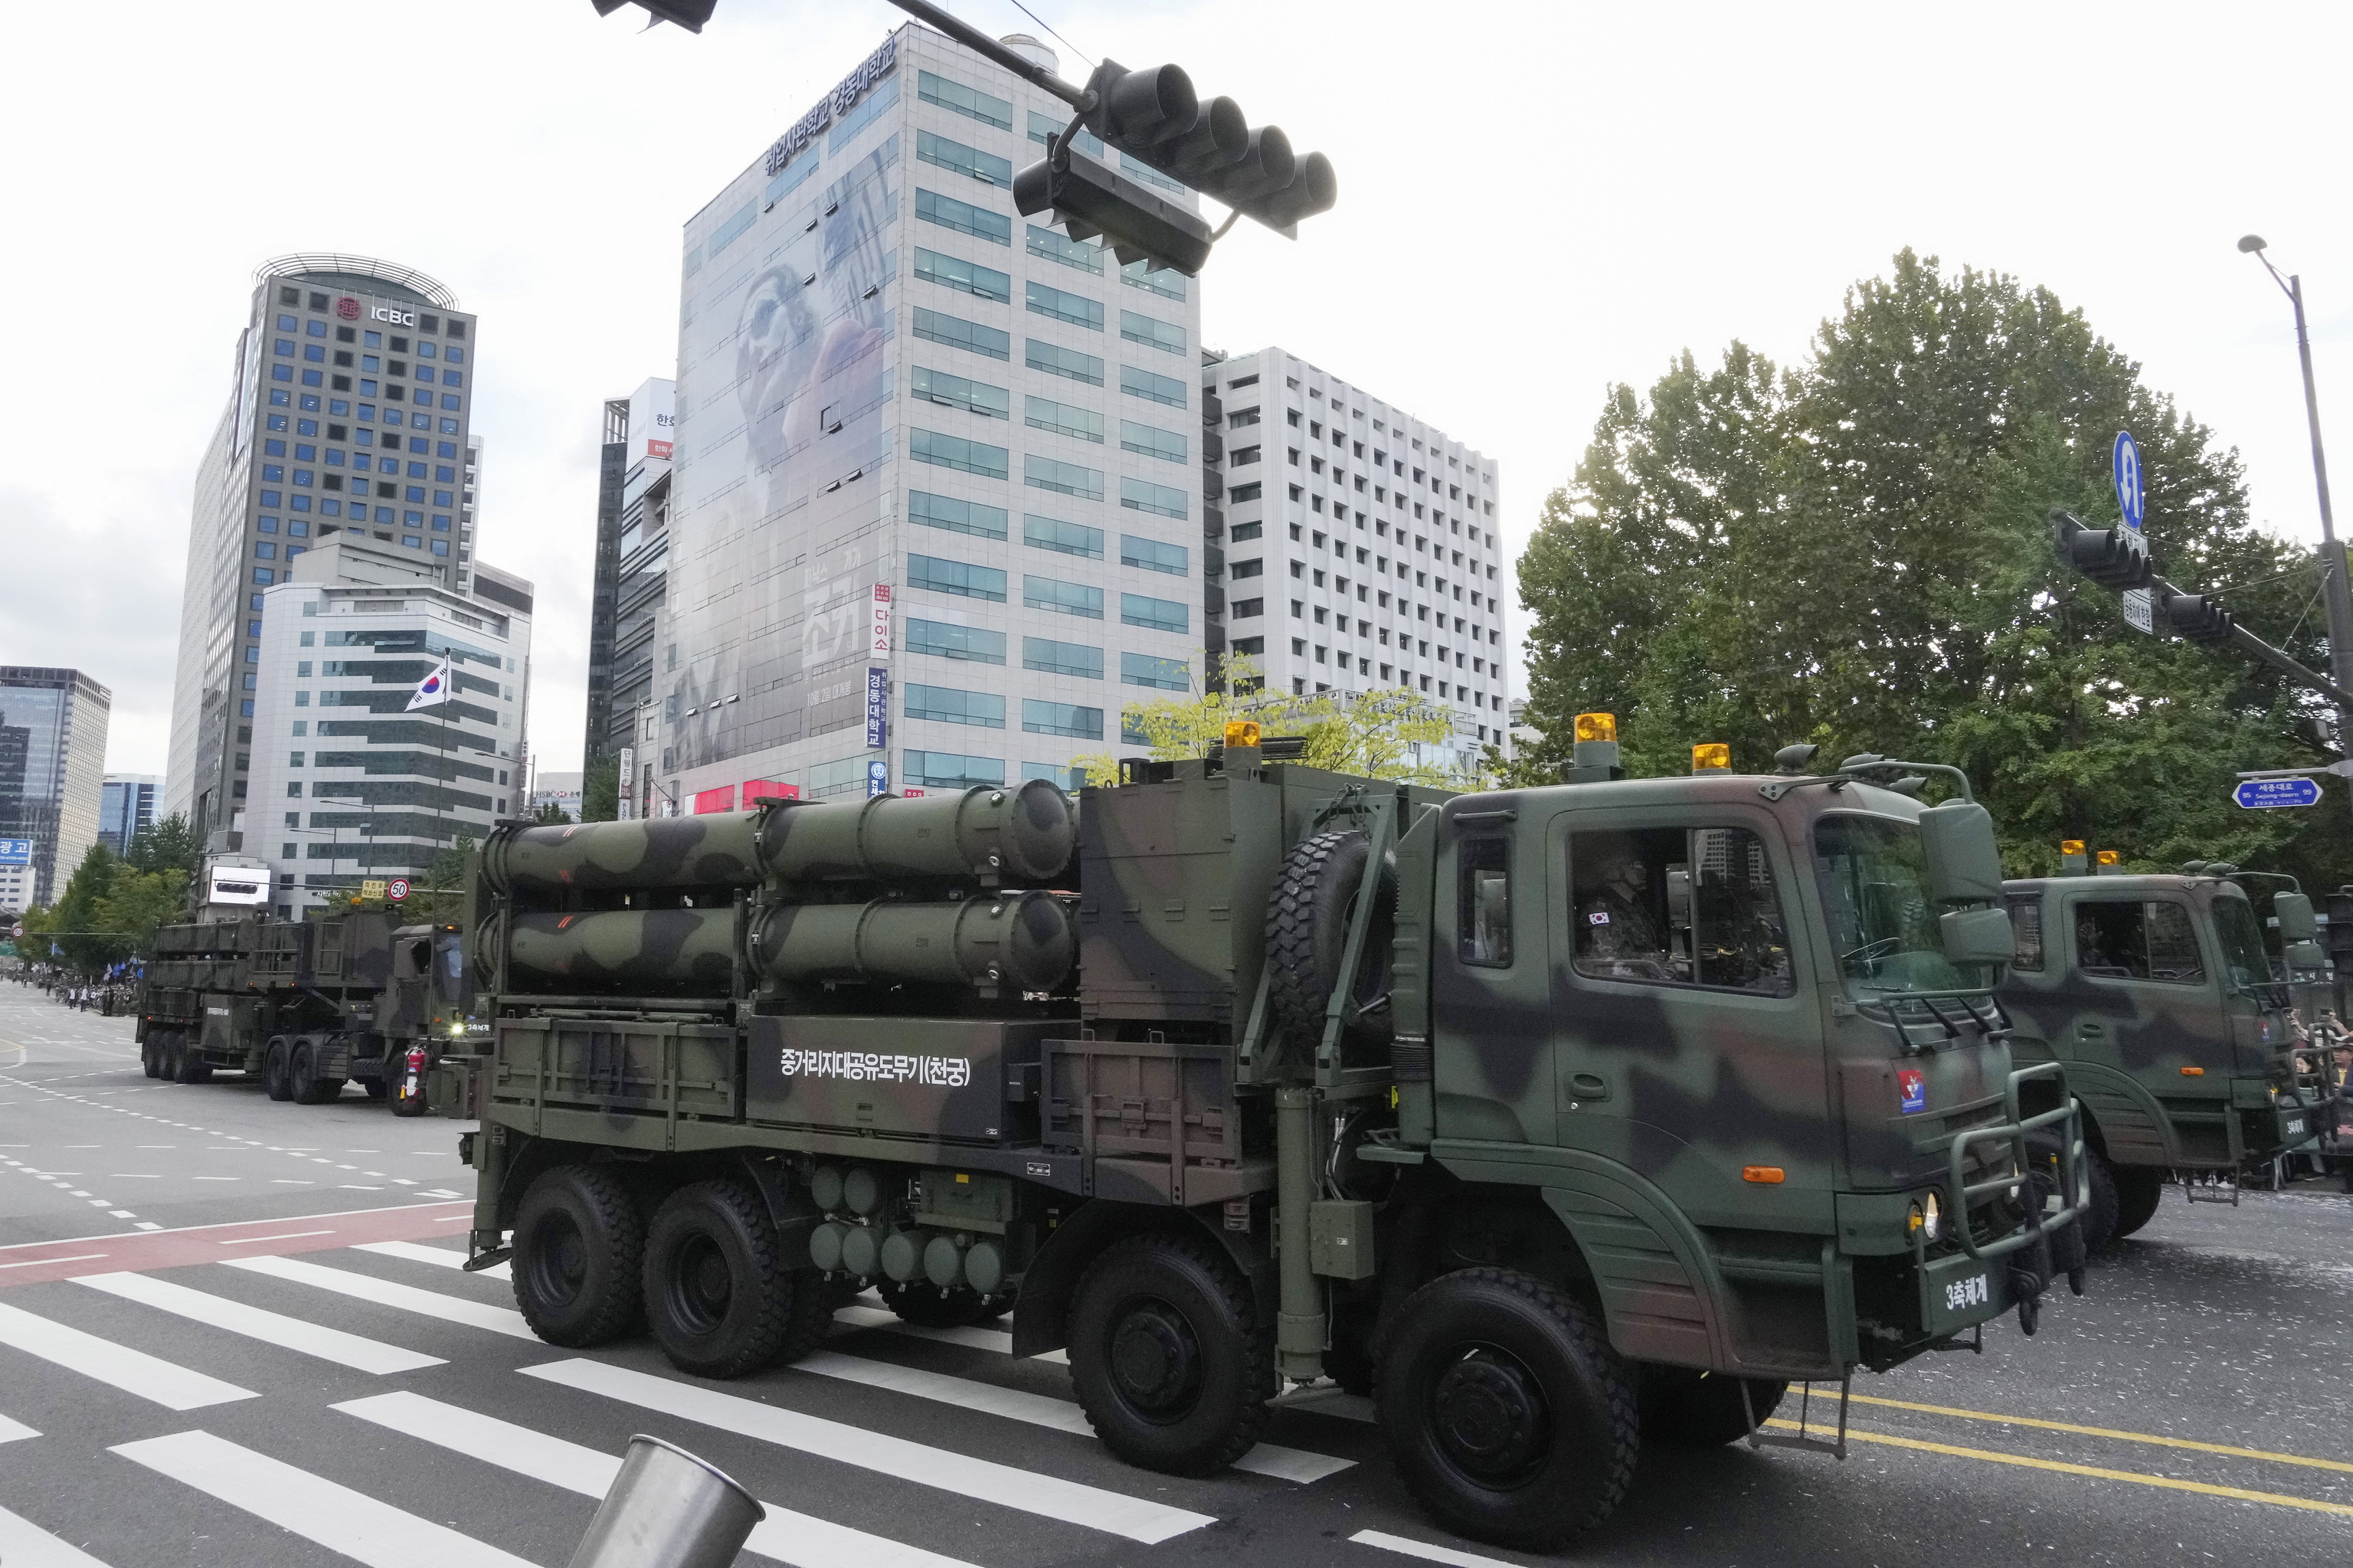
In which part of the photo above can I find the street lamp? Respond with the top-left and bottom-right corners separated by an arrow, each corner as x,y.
2239,233 -> 2353,744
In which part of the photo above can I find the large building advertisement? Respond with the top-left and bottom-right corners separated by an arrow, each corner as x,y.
668,38 -> 903,775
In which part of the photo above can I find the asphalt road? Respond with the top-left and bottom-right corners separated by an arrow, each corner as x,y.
3,977 -> 2351,1568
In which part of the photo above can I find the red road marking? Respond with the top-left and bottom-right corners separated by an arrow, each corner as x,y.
0,1201 -> 473,1288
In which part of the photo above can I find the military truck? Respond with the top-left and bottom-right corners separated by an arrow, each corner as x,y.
1999,866 -> 2340,1246
443,725 -> 2085,1548
137,895 -> 473,1115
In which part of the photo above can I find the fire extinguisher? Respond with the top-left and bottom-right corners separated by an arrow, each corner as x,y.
394,1044 -> 427,1115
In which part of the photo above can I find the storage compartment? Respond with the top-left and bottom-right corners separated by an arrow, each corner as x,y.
492,1016 -> 740,1120
1044,1036 -> 1252,1202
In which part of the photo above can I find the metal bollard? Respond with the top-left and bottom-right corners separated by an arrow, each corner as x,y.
567,1435 -> 764,1568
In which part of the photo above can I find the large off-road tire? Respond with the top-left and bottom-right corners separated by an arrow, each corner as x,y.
1638,1365 -> 1785,1446
2029,1132 -> 2119,1252
159,1036 -> 182,1081
360,1075 -> 388,1101
512,1165 -> 645,1347
879,1277 -> 1010,1328
775,1266 -> 836,1365
2110,1166 -> 2167,1240
643,1180 -> 795,1378
140,1036 -> 162,1079
1069,1231 -> 1271,1476
172,1038 -> 209,1084
1378,1268 -> 1638,1550
1265,830 -> 1396,1062
289,1042 -> 329,1104
262,1039 -> 294,1102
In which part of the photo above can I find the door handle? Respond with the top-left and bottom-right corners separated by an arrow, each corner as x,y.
1569,1072 -> 1610,1100
2076,1021 -> 2105,1036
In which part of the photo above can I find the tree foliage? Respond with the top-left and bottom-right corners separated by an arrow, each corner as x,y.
581,755 -> 620,823
21,843 -> 189,975
1515,250 -> 2349,882
1105,653 -> 1473,788
427,830 -> 477,889
124,811 -> 202,881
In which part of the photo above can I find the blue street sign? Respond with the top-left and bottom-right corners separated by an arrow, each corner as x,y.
2234,776 -> 2321,810
866,759 -> 889,797
2112,431 -> 2145,532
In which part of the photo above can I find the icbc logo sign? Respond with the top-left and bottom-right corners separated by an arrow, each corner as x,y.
336,296 -> 361,320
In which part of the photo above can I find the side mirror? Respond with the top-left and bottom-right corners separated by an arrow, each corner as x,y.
1919,801 -> 2004,905
2273,891 -> 2319,943
1941,905 -> 2015,966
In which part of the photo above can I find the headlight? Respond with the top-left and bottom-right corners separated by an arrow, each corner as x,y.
1907,1192 -> 1943,1242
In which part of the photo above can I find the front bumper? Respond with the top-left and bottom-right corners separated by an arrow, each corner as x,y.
1933,1060 -> 2090,1336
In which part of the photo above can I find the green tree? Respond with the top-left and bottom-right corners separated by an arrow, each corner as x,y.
1116,653 -> 1475,788
532,799 -> 571,824
125,811 -> 202,881
1516,250 -> 2345,880
427,830 -> 477,889
581,755 -> 620,823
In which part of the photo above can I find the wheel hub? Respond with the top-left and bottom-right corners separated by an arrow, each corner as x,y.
1108,1301 -> 1202,1417
1431,1347 -> 1548,1481
672,1236 -> 734,1330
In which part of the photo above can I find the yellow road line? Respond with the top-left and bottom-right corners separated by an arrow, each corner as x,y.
1841,1393 -> 2353,1477
0,1036 -> 25,1069
1765,1420 -> 2353,1517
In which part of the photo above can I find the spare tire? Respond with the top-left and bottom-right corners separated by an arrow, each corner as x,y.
1266,830 -> 1396,1064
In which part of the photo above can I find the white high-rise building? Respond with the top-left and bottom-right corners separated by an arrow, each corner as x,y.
1202,347 -> 1507,775
656,23 -> 1206,807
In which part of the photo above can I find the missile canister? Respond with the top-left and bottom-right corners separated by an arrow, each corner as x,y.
483,814 -> 768,895
750,892 -> 1075,992
761,781 -> 1074,885
506,908 -> 738,994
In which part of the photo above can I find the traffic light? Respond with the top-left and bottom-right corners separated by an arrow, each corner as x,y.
2060,522 -> 2152,589
589,0 -> 716,28
1016,59 -> 1338,275
2165,592 -> 2236,643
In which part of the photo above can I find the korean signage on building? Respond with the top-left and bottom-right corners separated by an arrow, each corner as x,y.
0,839 -> 31,867
764,34 -> 898,176
866,667 -> 889,750
870,583 -> 893,657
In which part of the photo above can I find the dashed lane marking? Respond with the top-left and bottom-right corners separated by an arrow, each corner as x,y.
1351,1530 -> 1522,1568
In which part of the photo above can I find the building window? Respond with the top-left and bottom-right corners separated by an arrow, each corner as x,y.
1120,420 -> 1188,464
1025,395 -> 1103,443
1024,575 -> 1104,620
914,247 -> 1012,303
911,366 -> 1011,420
903,683 -> 1006,729
904,748 -> 1008,790
1120,652 -> 1189,691
1024,514 -> 1103,559
910,427 -> 1010,480
1120,365 -> 1186,408
913,306 -> 1011,361
1120,256 -> 1186,301
1228,482 -> 1263,503
1026,339 -> 1105,386
917,129 -> 1013,188
916,187 -> 1012,246
906,618 -> 1007,665
1118,309 -> 1186,355
1025,280 -> 1103,330
1023,636 -> 1102,678
917,69 -> 1013,131
1119,476 -> 1187,519
1026,224 -> 1104,275
1232,597 -> 1264,619
1121,592 -> 1188,633
908,553 -> 1007,602
1025,453 -> 1105,501
1021,699 -> 1103,739
909,489 -> 1010,541
1120,535 -> 1188,577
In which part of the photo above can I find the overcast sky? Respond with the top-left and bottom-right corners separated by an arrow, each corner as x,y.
3,0 -> 2346,781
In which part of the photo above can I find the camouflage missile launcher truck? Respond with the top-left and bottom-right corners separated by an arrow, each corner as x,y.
137,893 -> 473,1115
1999,866 -> 2340,1246
443,724 -> 2085,1548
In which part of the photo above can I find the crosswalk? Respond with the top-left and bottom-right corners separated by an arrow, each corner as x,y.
0,1232 -> 1379,1568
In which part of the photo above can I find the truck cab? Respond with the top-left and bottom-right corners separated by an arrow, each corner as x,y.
1998,870 -> 2337,1243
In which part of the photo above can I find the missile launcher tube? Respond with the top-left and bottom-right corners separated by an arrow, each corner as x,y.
504,909 -> 739,995
749,892 -> 1076,993
483,815 -> 769,895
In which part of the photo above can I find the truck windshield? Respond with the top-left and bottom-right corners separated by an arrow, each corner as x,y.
2209,896 -> 2276,990
1812,815 -> 1989,997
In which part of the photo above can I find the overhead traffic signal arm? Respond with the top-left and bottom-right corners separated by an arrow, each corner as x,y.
2049,507 -> 2353,708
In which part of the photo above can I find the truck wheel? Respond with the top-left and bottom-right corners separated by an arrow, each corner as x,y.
361,1076 -> 388,1100
1638,1366 -> 1785,1446
1378,1268 -> 1638,1550
879,1278 -> 1010,1328
1068,1232 -> 1271,1476
263,1039 -> 294,1102
775,1268 -> 835,1366
2029,1131 -> 2118,1251
1266,831 -> 1396,1062
140,1038 -> 162,1079
289,1043 -> 325,1103
643,1180 -> 794,1377
513,1166 -> 644,1347
173,1039 -> 209,1085
2111,1167 -> 2166,1239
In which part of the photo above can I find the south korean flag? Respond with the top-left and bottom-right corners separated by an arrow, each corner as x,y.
405,655 -> 454,712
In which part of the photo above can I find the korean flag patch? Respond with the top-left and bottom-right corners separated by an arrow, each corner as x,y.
1897,1068 -> 1927,1115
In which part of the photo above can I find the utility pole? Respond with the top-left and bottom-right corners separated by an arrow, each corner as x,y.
2240,235 -> 2353,748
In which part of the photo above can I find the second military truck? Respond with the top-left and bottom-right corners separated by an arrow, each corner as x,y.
443,727 -> 2085,1547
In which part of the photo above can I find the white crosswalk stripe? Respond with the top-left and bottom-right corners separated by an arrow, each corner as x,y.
354,1239 -> 511,1279
0,1504 -> 113,1568
834,1302 -> 1069,1362
221,1253 -> 538,1338
111,1429 -> 537,1568
794,1347 -> 1354,1483
72,1272 -> 445,1374
336,1391 -> 983,1568
0,1299 -> 256,1411
523,1356 -> 1217,1543
0,1409 -> 39,1442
